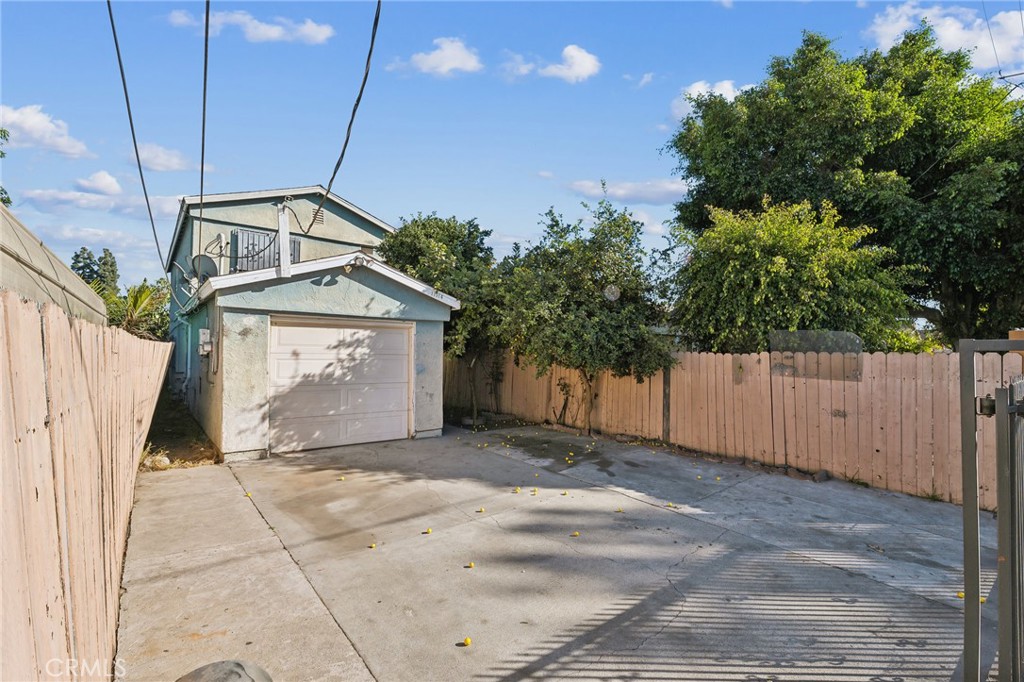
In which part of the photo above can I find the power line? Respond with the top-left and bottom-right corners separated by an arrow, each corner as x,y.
307,0 -> 382,233
106,0 -> 163,266
981,0 -> 1003,75
198,0 -> 211,258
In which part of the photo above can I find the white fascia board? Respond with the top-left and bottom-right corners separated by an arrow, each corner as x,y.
166,185 -> 396,271
195,252 -> 461,310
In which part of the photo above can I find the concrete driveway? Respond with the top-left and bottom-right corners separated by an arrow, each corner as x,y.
117,426 -> 1001,681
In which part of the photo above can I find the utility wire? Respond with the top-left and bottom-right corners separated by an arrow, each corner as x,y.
981,0 -> 1004,78
198,0 -> 211,263
307,0 -> 382,233
106,0 -> 163,266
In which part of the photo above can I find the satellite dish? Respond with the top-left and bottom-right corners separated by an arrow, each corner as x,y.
192,254 -> 219,284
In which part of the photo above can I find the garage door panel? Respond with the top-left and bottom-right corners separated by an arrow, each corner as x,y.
269,354 -> 408,388
270,411 -> 408,453
269,321 -> 411,452
270,384 -> 407,420
271,325 -> 408,354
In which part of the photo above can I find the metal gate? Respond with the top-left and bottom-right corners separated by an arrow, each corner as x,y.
961,339 -> 1024,682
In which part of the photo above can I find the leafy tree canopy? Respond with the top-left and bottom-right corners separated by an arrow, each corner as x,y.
377,212 -> 499,358
97,248 -> 119,293
668,25 -> 1023,343
668,198 -> 914,353
71,247 -> 100,284
498,198 -> 673,433
96,278 -> 170,341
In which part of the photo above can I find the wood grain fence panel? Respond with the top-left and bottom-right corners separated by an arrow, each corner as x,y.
916,353 -> 935,498
881,353 -> 901,492
897,354 -> 917,497
948,352 -> 964,505
829,353 -> 846,478
769,352 -> 786,467
978,353 -> 1000,511
792,352 -> 808,471
931,353 -> 952,502
842,354 -> 858,480
720,354 -> 735,456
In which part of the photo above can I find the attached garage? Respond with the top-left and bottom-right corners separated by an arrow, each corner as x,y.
178,250 -> 459,461
268,319 -> 412,452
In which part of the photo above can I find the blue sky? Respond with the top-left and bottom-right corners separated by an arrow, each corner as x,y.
3,1 -> 1022,286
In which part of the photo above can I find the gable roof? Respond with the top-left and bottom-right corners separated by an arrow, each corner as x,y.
191,250 -> 461,311
164,185 -> 396,270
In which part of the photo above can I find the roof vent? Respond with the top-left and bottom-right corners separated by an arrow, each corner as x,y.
312,208 -> 324,225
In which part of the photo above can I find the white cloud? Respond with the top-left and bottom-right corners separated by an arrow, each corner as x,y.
537,170 -> 554,179
717,0 -> 735,8
866,2 -> 1024,70
671,79 -> 753,119
23,189 -> 181,219
500,51 -> 536,80
538,45 -> 601,84
632,209 -> 669,237
134,143 -> 193,172
389,38 -> 484,77
637,72 -> 655,88
74,171 -> 122,196
0,104 -> 91,158
168,9 -> 334,45
569,178 -> 689,205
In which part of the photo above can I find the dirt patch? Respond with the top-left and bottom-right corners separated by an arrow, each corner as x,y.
142,388 -> 218,468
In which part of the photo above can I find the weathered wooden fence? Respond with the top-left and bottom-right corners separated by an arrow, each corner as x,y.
444,349 -> 1023,510
2,290 -> 171,681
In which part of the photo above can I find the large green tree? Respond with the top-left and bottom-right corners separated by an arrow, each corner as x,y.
71,247 -> 100,283
498,200 -> 673,434
97,248 -> 120,293
378,213 -> 501,421
668,198 -> 914,353
668,26 -> 1023,343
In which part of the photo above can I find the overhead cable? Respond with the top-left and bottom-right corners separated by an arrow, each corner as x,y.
307,0 -> 383,233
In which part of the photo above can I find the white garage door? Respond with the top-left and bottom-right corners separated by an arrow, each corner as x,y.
268,320 -> 410,453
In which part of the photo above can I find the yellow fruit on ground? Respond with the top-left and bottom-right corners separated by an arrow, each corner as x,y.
468,562 -> 475,568
571,531 -> 580,537
426,528 -> 432,534
463,637 -> 472,647
369,543 -> 376,549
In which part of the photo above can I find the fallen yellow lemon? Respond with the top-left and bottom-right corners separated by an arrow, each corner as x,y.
244,492 -> 252,497
426,528 -> 433,534
463,637 -> 472,647
715,476 -> 721,481
980,597 -> 987,603
615,508 -> 624,513
338,476 -> 346,481
478,507 -> 485,513
571,531 -> 580,537
535,473 -> 540,477
468,562 -> 475,568
561,491 -> 568,496
697,475 -> 702,480
957,591 -> 965,599
369,543 -> 376,549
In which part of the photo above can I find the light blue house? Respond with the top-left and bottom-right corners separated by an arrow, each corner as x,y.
165,186 -> 459,461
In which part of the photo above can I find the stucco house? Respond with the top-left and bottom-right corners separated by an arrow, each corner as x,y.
165,186 -> 459,461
